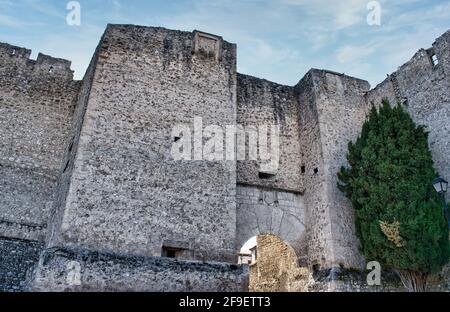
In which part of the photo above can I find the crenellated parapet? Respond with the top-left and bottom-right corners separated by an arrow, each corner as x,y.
0,42 -> 75,88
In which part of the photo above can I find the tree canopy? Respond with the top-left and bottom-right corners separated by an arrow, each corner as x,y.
338,100 -> 449,281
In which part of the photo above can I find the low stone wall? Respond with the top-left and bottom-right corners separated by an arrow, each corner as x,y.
314,266 -> 450,292
0,238 -> 44,292
31,246 -> 249,292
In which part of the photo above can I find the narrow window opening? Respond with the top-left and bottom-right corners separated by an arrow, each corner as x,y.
259,171 -> 275,179
314,168 -> 319,174
49,66 -> 54,73
301,166 -> 306,174
401,97 -> 409,107
174,136 -> 181,142
431,53 -> 439,67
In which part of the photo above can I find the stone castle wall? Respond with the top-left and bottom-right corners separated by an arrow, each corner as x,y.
297,70 -> 370,270
237,74 -> 303,193
0,42 -> 80,241
49,25 -> 238,263
367,30 -> 450,203
0,25 -> 449,292
31,246 -> 248,292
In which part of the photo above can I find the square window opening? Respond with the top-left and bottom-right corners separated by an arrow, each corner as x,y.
431,53 -> 439,67
162,246 -> 185,259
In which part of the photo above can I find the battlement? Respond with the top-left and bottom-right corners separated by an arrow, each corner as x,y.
99,24 -> 236,70
0,42 -> 74,80
0,42 -> 31,59
34,53 -> 73,76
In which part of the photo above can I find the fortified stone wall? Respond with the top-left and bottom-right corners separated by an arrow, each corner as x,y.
367,30 -> 450,202
0,43 -> 80,241
295,70 -> 370,270
31,246 -> 248,292
237,74 -> 303,193
49,25 -> 238,263
47,28 -> 107,248
1,25 -> 449,292
0,42 -> 80,292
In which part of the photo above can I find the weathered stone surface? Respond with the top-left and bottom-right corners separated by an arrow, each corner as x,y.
0,238 -> 43,292
295,70 -> 370,270
237,74 -> 303,193
48,25 -> 237,263
367,30 -> 450,203
31,246 -> 248,292
0,42 -> 80,242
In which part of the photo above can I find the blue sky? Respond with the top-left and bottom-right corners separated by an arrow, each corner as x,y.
1,0 -> 449,87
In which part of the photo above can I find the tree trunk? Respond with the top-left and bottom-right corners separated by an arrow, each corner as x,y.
395,270 -> 428,292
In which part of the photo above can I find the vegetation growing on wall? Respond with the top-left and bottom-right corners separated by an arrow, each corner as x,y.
337,100 -> 450,292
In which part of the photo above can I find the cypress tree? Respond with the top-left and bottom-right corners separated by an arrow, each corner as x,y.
338,100 -> 449,292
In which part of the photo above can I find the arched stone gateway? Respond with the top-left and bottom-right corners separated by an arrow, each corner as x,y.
236,185 -> 307,265
246,234 -> 310,292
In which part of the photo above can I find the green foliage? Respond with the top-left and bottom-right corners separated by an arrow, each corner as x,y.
338,100 -> 450,274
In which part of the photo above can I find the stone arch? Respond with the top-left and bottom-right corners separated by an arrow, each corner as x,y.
244,234 -> 310,292
236,185 -> 307,265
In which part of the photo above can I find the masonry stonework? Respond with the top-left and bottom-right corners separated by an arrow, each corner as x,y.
0,25 -> 449,291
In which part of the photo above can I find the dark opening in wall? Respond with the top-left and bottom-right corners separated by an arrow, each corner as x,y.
162,246 -> 184,259
314,168 -> 319,175
10,49 -> 16,56
174,136 -> 181,142
259,171 -> 276,179
431,53 -> 439,67
301,166 -> 306,174
428,48 -> 439,67
401,97 -> 409,107
49,66 -> 54,73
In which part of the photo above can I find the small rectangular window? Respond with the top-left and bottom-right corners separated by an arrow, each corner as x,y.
431,54 -> 439,67
301,166 -> 306,174
162,246 -> 184,259
259,172 -> 276,179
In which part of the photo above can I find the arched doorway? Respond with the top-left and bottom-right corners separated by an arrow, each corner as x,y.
236,185 -> 307,265
238,234 -> 310,292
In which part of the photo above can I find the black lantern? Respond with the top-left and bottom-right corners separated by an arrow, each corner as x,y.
433,176 -> 449,194
433,176 -> 449,228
